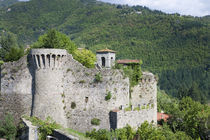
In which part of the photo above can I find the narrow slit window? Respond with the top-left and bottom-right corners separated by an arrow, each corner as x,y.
41,54 -> 45,68
85,97 -> 88,103
47,54 -> 50,67
36,55 -> 41,68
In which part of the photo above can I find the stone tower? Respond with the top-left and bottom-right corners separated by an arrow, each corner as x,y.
30,49 -> 67,127
96,48 -> 116,68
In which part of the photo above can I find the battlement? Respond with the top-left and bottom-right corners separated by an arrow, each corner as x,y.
141,72 -> 157,83
30,49 -> 67,69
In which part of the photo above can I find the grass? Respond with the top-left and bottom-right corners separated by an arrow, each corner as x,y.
65,128 -> 90,140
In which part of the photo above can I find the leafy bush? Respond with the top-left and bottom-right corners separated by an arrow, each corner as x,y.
4,47 -> 24,62
91,118 -> 100,126
24,116 -> 60,140
0,113 -> 17,140
94,73 -> 102,83
105,91 -> 112,101
71,102 -> 76,109
0,32 -> 24,62
73,49 -> 96,68
86,125 -> 135,140
118,61 -> 142,87
32,29 -> 77,54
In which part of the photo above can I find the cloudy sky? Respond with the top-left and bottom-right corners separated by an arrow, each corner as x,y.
18,0 -> 210,17
99,0 -> 210,17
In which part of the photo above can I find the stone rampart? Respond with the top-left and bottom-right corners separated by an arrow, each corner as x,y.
0,49 -> 157,133
30,49 -> 68,127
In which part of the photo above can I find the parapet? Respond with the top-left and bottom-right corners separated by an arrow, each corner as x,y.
30,49 -> 67,69
141,72 -> 157,83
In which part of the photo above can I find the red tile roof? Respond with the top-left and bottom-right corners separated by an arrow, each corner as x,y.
157,112 -> 170,122
117,59 -> 140,64
96,48 -> 116,53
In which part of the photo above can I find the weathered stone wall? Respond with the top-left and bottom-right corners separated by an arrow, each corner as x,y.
130,72 -> 157,124
0,56 -> 32,123
117,109 -> 156,129
0,49 -> 157,133
30,49 -> 68,127
63,54 -> 130,132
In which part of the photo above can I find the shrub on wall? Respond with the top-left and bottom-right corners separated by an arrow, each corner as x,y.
105,91 -> 112,101
91,118 -> 100,126
24,116 -> 59,140
94,73 -> 102,83
0,113 -> 17,140
71,102 -> 76,109
73,49 -> 96,68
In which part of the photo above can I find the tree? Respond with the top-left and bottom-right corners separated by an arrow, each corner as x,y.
0,113 -> 17,140
137,121 -> 165,140
32,29 -> 77,54
0,32 -> 23,62
179,97 -> 210,139
167,97 -> 210,139
73,49 -> 96,68
4,47 -> 24,62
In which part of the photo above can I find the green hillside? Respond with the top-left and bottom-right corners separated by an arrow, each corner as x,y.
0,0 -> 19,8
0,0 -> 209,102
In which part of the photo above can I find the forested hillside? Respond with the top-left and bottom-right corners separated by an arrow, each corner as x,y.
0,0 -> 209,102
0,0 -> 19,8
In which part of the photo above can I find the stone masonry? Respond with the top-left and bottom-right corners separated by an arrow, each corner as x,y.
0,49 -> 157,133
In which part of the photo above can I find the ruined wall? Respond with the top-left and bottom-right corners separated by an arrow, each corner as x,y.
0,49 -> 157,133
0,56 -> 32,123
117,109 -> 156,129
63,54 -> 130,132
130,72 -> 157,125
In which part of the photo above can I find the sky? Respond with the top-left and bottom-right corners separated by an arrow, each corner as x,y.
18,0 -> 210,17
99,0 -> 210,17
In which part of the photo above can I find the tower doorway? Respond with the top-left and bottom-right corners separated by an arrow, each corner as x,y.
101,57 -> 105,67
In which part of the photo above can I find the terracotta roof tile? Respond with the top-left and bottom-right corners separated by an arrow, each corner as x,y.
157,112 -> 170,121
117,59 -> 139,64
96,48 -> 116,53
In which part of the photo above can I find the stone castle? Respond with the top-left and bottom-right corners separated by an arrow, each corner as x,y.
0,48 -> 157,132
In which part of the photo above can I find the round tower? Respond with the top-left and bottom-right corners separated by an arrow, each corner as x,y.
30,49 -> 67,127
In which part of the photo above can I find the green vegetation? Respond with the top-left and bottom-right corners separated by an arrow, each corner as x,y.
79,80 -> 86,84
158,90 -> 210,139
0,0 -> 209,102
87,94 -> 210,139
24,116 -> 60,140
116,61 -> 142,87
71,102 -> 76,109
0,0 -> 19,8
73,49 -> 96,68
0,32 -> 24,62
0,113 -> 17,140
91,118 -> 100,126
105,91 -> 112,101
94,72 -> 102,83
65,128 -> 89,140
31,29 -> 96,68
32,29 -> 77,54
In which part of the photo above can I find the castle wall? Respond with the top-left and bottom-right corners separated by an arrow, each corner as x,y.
117,109 -> 156,129
0,56 -> 32,123
130,72 -> 157,125
0,49 -> 157,133
30,49 -> 68,127
63,54 -> 130,132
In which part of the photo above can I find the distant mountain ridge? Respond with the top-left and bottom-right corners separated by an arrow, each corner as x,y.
0,0 -> 209,102
0,0 -> 19,8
